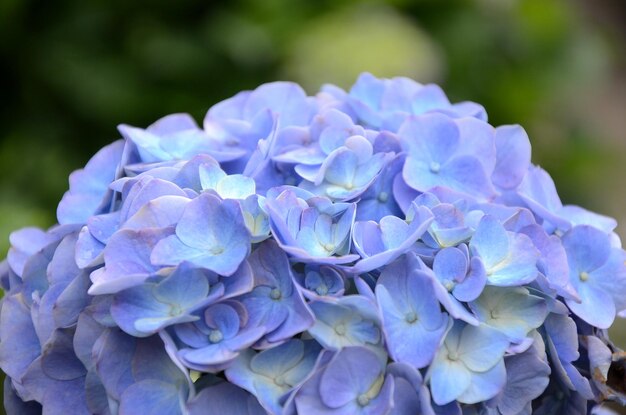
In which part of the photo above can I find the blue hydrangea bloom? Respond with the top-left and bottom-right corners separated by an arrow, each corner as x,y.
175,301 -> 265,371
110,263 -> 220,337
204,81 -> 315,174
376,255 -> 448,368
349,205 -> 433,273
386,362 -> 440,415
226,339 -> 322,414
199,163 -> 257,199
76,176 -> 190,268
88,227 -> 173,294
0,294 -> 44,386
469,215 -> 540,286
491,124 -> 532,192
487,331 -> 550,415
2,73 -> 626,414
241,194 -> 271,243
562,225 -> 626,329
265,188 -> 358,264
411,193 -> 473,249
541,311 -> 594,400
307,295 -> 383,358
517,166 -> 619,236
469,286 -> 548,344
7,227 -> 59,278
400,114 -> 496,200
273,108 -> 366,167
428,322 -> 509,405
95,331 -> 192,415
584,335 -> 626,407
119,113 -> 245,164
238,241 -> 315,347
151,193 -> 251,275
426,246 -> 484,325
296,264 -> 346,299
346,72 -> 486,131
297,135 -> 391,201
518,223 -> 579,301
293,346 -> 395,415
355,154 -> 404,222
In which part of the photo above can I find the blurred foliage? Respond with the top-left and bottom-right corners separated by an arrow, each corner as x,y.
283,4 -> 444,91
1,0 -> 625,410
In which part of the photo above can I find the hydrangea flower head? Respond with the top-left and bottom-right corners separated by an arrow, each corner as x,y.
1,73 -> 625,414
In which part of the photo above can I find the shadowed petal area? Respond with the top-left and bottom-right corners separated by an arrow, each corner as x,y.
111,263 -> 213,337
226,339 -> 322,414
239,241 -> 315,346
294,347 -> 394,415
494,333 -> 550,414
187,382 -> 266,415
119,379 -> 185,415
0,295 -> 41,380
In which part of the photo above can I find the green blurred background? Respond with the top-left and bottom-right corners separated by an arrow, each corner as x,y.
0,0 -> 625,410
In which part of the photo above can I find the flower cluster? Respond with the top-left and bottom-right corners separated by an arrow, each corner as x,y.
1,73 -> 625,414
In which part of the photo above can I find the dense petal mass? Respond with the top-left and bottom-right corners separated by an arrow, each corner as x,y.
347,72 -> 485,131
265,188 -> 359,264
119,113 -> 245,164
426,247 -> 483,324
349,206 -> 433,273
2,72 -> 625,415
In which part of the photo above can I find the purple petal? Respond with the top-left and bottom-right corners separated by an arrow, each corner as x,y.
492,125 -> 531,190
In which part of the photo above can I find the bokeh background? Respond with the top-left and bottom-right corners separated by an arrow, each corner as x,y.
0,0 -> 625,411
